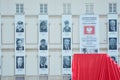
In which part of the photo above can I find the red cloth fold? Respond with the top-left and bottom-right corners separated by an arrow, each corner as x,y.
72,54 -> 120,80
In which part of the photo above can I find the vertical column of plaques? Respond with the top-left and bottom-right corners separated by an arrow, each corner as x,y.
15,15 -> 25,75
38,15 -> 48,75
62,15 -> 72,75
0,15 -> 1,75
80,15 -> 99,54
108,14 -> 118,63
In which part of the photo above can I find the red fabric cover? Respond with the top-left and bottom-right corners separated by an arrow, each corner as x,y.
72,54 -> 120,80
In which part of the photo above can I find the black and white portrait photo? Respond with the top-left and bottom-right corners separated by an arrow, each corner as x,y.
63,20 -> 71,32
40,56 -> 48,68
63,38 -> 71,50
40,20 -> 47,32
40,39 -> 47,50
94,49 -> 98,53
63,56 -> 71,68
16,21 -> 24,32
82,48 -> 87,54
16,38 -> 24,51
109,19 -> 117,32
109,38 -> 117,50
111,56 -> 117,63
16,56 -> 24,69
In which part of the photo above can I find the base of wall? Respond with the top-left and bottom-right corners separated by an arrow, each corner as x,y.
0,75 -> 71,80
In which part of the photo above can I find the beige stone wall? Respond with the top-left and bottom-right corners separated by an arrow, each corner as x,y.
1,15 -> 120,80
0,0 -> 120,15
0,0 -> 120,80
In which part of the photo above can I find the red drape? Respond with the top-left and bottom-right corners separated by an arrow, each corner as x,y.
72,54 -> 120,80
